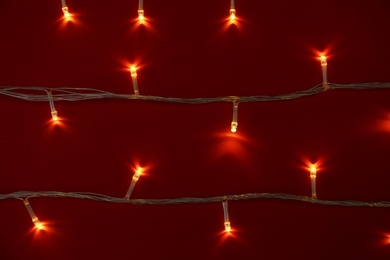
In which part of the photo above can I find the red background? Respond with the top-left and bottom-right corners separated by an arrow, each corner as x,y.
1,0 -> 390,259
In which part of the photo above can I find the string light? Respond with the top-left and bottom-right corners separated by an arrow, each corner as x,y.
23,199 -> 44,230
222,200 -> 232,232
229,0 -> 236,21
309,165 -> 317,199
46,90 -> 59,122
1,83 -> 388,103
138,0 -> 145,22
125,168 -> 143,200
61,0 -> 71,19
130,66 -> 139,95
320,55 -> 328,86
4,191 -> 390,207
231,101 -> 239,132
0,1 -> 387,248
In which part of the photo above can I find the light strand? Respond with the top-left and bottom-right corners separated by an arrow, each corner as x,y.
3,191 -> 390,207
0,82 -> 389,103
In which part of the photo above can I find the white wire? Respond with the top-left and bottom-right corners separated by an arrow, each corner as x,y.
0,82 -> 388,104
2,191 -> 390,208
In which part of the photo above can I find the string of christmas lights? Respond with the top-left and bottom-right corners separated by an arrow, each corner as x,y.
2,164 -> 390,231
0,81 -> 389,132
1,83 -> 388,103
4,190 -> 390,207
0,0 -> 386,236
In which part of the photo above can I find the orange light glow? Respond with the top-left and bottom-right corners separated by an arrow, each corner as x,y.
34,220 -> 45,230
301,156 -> 325,173
320,55 -> 327,66
220,15 -> 243,31
211,132 -> 255,164
120,59 -> 144,74
224,221 -> 232,232
130,66 -> 137,77
46,115 -> 68,130
229,9 -> 236,21
216,227 -> 239,246
62,6 -> 72,22
130,163 -> 151,178
51,110 -> 59,122
310,165 -> 317,177
56,10 -> 79,26
309,45 -> 333,60
133,167 -> 143,181
138,9 -> 145,21
373,112 -> 390,133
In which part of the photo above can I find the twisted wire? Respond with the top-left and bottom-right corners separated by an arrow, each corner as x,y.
0,82 -> 388,104
2,191 -> 390,208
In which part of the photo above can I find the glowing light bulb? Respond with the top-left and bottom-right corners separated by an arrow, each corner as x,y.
47,90 -> 59,122
130,66 -> 137,77
62,6 -> 70,18
229,9 -> 236,20
320,56 -> 327,66
309,165 -> 317,199
133,168 -> 143,181
51,110 -> 59,122
310,165 -> 317,178
125,168 -> 143,200
231,101 -> 239,132
229,0 -> 236,21
138,0 -> 145,22
224,221 -> 232,232
222,200 -> 232,232
23,199 -> 44,230
130,66 -> 139,95
138,10 -> 145,22
319,55 -> 328,86
61,0 -> 70,19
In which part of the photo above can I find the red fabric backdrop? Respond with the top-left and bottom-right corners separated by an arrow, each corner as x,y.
1,0 -> 390,259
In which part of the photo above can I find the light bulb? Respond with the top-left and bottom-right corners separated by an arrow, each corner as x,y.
47,90 -> 59,122
138,9 -> 145,22
229,9 -> 236,21
310,165 -> 317,178
319,55 -> 328,86
224,221 -> 232,232
125,168 -> 143,200
309,165 -> 317,199
222,200 -> 232,232
130,66 -> 137,77
51,110 -> 59,122
231,122 -> 238,132
320,56 -> 327,66
23,199 -> 44,230
133,168 -> 143,181
230,101 -> 239,132
62,6 -> 70,18
229,0 -> 236,21
129,66 -> 139,95
138,0 -> 144,22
